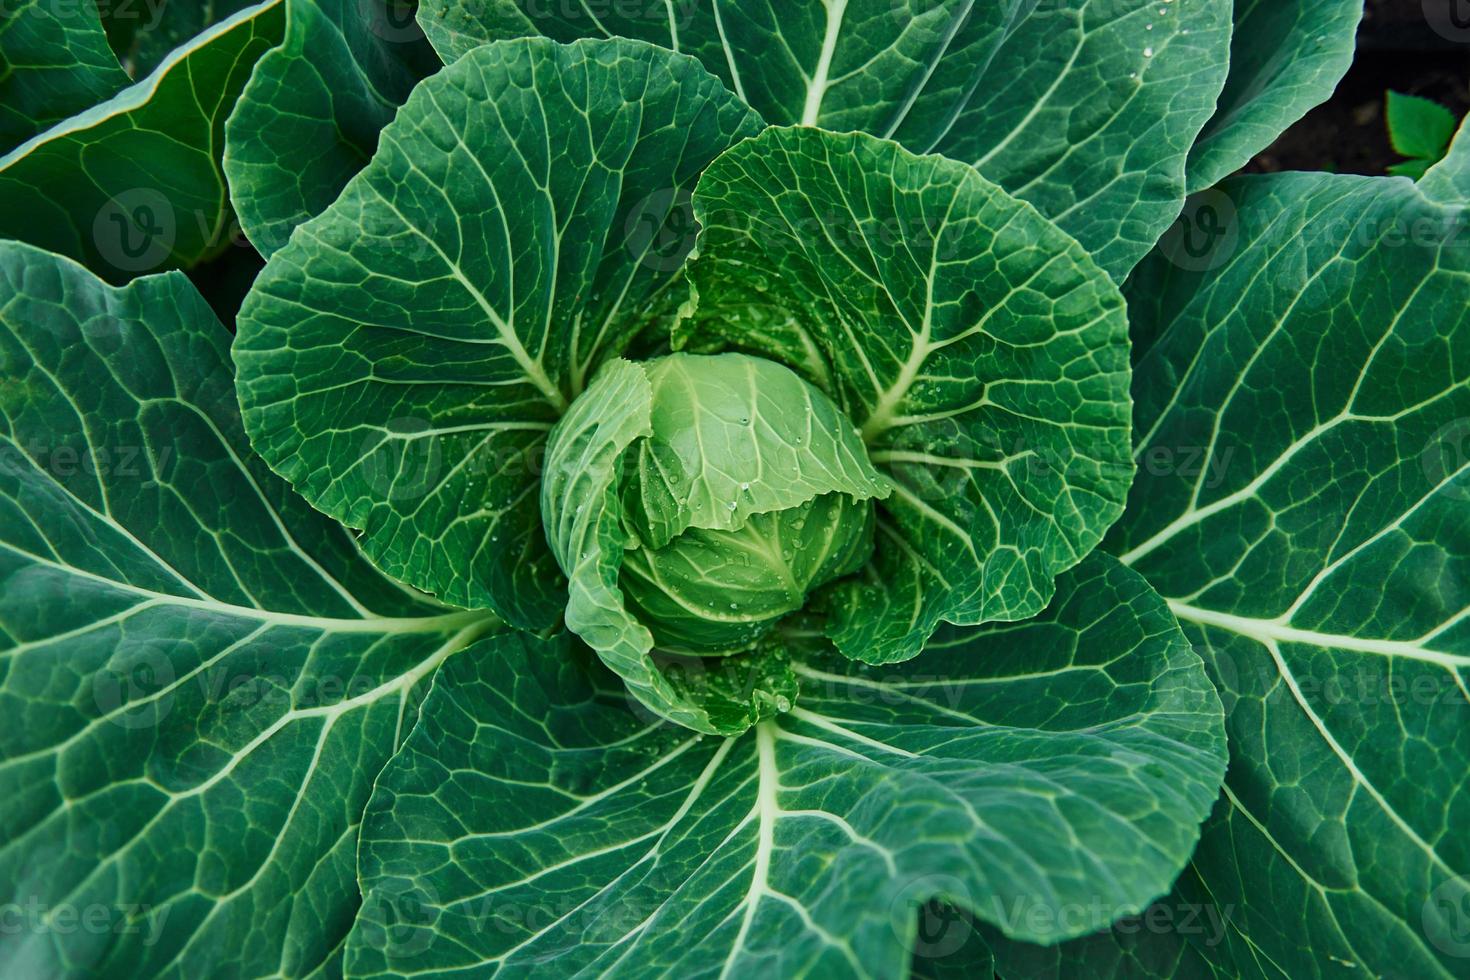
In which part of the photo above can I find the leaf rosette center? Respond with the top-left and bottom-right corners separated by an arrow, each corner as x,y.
551,352 -> 891,660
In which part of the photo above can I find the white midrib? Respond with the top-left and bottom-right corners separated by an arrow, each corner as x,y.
1219,783 -> 1456,979
1172,599 -> 1467,878
1118,412 -> 1346,566
882,0 -> 974,139
861,340 -> 929,442
546,740 -> 739,974
36,619 -> 489,928
363,177 -> 568,414
720,722 -> 778,979
0,543 -> 493,634
1257,634 -> 1461,880
1167,600 -> 1470,672
712,3 -> 749,103
802,0 -> 849,126
665,0 -> 681,51
858,190 -> 961,442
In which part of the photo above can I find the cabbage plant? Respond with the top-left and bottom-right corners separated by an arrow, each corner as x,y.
1,2 -> 1466,979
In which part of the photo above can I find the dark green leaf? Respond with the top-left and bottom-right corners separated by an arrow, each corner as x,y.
0,0 -> 129,154
345,554 -> 1225,977
1186,0 -> 1364,192
0,241 -> 499,977
687,126 -> 1133,664
1111,145 -> 1470,976
224,0 -> 440,256
0,0 -> 286,283
417,0 -> 1234,280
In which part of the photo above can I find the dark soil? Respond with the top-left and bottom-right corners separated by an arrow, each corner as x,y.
187,243 -> 265,332
1246,0 -> 1470,177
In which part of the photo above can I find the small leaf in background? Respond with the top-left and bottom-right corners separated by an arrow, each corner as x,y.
1386,90 -> 1459,179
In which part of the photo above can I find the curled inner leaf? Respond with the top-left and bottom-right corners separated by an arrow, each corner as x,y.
541,352 -> 888,733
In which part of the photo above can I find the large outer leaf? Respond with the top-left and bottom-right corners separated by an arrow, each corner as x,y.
687,126 -> 1133,665
418,0 -> 1232,280
234,37 -> 763,628
1186,0 -> 1364,192
0,0 -> 129,154
0,242 -> 500,976
345,554 -> 1224,978
1080,146 -> 1470,976
0,1 -> 286,283
224,0 -> 440,257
